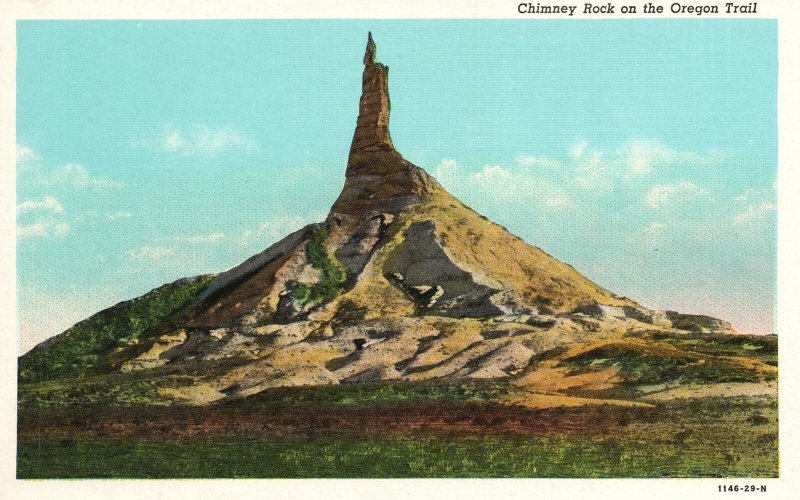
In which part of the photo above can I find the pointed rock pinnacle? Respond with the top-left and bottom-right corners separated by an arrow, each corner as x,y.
364,31 -> 376,65
351,32 -> 393,152
330,34 -> 439,216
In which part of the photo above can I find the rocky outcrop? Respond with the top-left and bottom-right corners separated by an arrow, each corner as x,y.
331,33 -> 441,216
383,221 -> 503,318
665,311 -> 735,333
351,31 -> 393,152
573,303 -> 627,320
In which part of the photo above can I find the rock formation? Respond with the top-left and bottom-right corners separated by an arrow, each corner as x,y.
332,32 -> 439,216
20,34 -> 757,407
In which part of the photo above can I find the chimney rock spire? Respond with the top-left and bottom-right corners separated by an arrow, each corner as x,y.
331,33 -> 439,216
351,33 -> 393,152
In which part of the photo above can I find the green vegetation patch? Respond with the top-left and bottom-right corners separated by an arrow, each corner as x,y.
292,227 -> 347,306
19,358 -> 253,411
18,275 -> 215,383
560,341 -> 771,387
19,377 -> 170,409
632,331 -> 777,366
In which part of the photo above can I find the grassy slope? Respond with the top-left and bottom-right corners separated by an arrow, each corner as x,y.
418,194 -> 636,311
18,275 -> 215,383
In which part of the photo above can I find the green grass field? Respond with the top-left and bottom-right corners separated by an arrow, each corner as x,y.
18,393 -> 778,478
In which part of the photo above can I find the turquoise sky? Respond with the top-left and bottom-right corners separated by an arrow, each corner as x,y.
16,20 -> 777,352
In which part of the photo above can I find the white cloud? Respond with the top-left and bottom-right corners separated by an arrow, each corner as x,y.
256,216 -> 310,239
175,232 -> 226,244
437,159 -> 458,170
105,211 -> 133,220
645,181 -> 708,208
17,196 -> 64,215
17,221 -> 70,239
17,224 -> 47,238
74,210 -> 133,223
626,140 -> 662,174
625,140 -> 727,174
570,140 -> 589,160
17,283 -> 127,353
16,144 -> 38,165
50,163 -> 124,190
471,165 -> 512,182
516,155 -> 560,169
160,123 -> 259,156
735,186 -> 775,203
17,196 -> 70,239
734,201 -> 775,225
125,246 -> 175,260
627,221 -> 671,248
572,151 -> 609,190
434,158 -> 577,214
239,229 -> 254,247
544,197 -> 575,208
16,147 -> 123,191
735,188 -> 758,202
238,215 -> 317,248
432,158 -> 462,187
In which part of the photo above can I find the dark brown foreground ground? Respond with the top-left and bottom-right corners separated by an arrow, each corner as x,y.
19,400 -> 655,439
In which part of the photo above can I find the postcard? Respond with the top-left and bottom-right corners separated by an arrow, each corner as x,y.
2,1 -> 798,498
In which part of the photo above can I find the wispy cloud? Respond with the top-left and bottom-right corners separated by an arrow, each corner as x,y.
125,246 -> 175,260
159,123 -> 259,157
17,220 -> 70,239
105,211 -> 133,220
238,230 -> 253,247
735,186 -> 775,203
569,139 -> 589,161
74,210 -> 134,223
257,216 -> 310,238
471,165 -> 511,183
50,163 -> 124,190
432,139 -> 750,257
18,152 -> 123,191
16,144 -> 38,165
516,155 -> 560,170
510,139 -> 729,190
644,181 -> 708,209
434,159 -> 575,211
628,221 -> 669,247
734,201 -> 775,225
17,196 -> 64,215
544,197 -> 575,208
174,232 -> 226,244
240,215 -> 316,248
624,139 -> 728,174
17,195 -> 70,239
